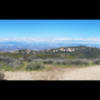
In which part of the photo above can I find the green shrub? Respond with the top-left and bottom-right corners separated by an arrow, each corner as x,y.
0,72 -> 5,80
7,59 -> 22,68
67,59 -> 90,65
26,62 -> 45,70
61,61 -> 67,65
43,60 -> 53,64
43,61 -> 48,64
55,61 -> 62,65
54,59 -> 90,65
94,59 -> 100,64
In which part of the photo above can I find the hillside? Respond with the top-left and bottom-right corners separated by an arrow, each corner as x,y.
0,45 -> 100,72
0,45 -> 100,59
27,46 -> 100,59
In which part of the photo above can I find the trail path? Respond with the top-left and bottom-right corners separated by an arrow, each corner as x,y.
62,65 -> 100,80
3,65 -> 100,80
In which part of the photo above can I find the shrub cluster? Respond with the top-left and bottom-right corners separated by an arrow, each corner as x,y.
42,59 -> 91,66
93,59 -> 100,64
43,60 -> 53,64
26,62 -> 45,70
0,72 -> 5,80
0,55 -> 23,68
7,59 -> 22,68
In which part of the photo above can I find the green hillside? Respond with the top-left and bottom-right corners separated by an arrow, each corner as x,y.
30,46 -> 100,59
0,46 -> 100,71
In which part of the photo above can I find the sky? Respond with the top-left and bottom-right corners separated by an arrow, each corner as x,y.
0,20 -> 100,42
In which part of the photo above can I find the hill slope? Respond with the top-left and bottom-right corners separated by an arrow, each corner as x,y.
32,46 -> 100,59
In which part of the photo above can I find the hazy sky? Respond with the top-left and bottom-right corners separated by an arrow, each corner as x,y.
0,20 -> 100,42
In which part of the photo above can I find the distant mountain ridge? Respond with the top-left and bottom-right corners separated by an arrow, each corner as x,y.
0,44 -> 100,59
11,45 -> 100,59
0,41 -> 100,52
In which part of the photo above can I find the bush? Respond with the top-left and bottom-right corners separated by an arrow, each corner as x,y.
43,60 -> 53,64
54,59 -> 90,65
55,61 -> 62,65
0,72 -> 5,80
0,63 -> 5,67
94,59 -> 100,64
66,59 -> 90,65
61,61 -> 67,65
26,62 -> 45,70
7,59 -> 22,68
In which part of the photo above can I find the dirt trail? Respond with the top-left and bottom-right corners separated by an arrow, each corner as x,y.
62,65 -> 100,80
3,65 -> 100,80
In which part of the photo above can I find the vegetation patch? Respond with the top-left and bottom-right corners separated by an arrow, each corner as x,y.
0,46 -> 100,71
0,72 -> 5,80
26,62 -> 45,71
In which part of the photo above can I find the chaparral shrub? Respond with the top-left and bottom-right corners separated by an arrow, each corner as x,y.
26,62 -> 45,70
0,72 -> 5,80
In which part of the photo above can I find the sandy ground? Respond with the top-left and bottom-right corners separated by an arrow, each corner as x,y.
62,65 -> 100,80
4,69 -> 65,80
3,65 -> 100,80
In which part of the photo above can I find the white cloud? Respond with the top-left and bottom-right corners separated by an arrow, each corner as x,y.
0,37 -> 100,44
